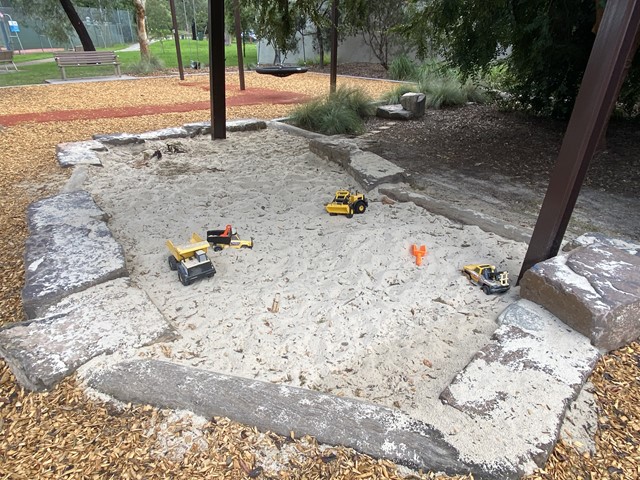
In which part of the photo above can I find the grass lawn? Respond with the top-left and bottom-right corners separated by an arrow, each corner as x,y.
0,41 -> 257,87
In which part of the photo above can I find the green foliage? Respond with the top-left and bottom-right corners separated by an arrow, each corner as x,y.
379,84 -> 417,105
419,76 -> 467,109
402,0 -> 628,118
381,59 -> 487,108
0,43 -> 257,87
388,55 -> 418,81
145,0 -> 173,41
341,1 -> 412,69
289,86 -> 374,135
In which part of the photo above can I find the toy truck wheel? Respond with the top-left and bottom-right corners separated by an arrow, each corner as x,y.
353,200 -> 366,214
213,246 -> 223,252
178,270 -> 191,286
482,285 -> 491,295
168,255 -> 178,271
346,210 -> 354,219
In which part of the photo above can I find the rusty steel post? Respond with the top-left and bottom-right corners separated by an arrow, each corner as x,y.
209,0 -> 226,140
518,0 -> 640,282
169,0 -> 184,81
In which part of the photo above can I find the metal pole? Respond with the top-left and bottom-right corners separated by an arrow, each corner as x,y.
169,0 -> 185,80
518,0 -> 640,282
233,0 -> 245,90
209,0 -> 226,140
330,0 -> 338,93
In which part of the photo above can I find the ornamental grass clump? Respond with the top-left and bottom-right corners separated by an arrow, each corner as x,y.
388,55 -> 418,81
290,86 -> 374,135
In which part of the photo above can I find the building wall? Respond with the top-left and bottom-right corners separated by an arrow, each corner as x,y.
257,31 -> 407,66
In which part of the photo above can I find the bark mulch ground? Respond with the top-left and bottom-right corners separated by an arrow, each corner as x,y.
1,70 -> 639,479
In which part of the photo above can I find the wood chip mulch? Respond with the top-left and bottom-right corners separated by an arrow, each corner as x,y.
1,72 -> 639,479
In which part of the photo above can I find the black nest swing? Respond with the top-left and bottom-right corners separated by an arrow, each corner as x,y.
255,65 -> 308,77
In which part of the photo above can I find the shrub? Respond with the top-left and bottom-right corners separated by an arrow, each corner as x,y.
125,56 -> 165,75
389,55 -> 418,81
289,86 -> 374,135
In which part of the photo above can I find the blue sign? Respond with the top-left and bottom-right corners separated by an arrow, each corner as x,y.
8,20 -> 19,33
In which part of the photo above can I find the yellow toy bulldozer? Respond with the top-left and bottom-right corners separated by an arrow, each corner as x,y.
325,190 -> 368,218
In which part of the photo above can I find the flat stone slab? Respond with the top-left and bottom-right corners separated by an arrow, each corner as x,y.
22,191 -> 127,318
139,127 -> 189,141
227,119 -> 267,132
1,279 -> 174,391
348,151 -> 405,191
521,245 -> 640,352
379,185 -> 531,244
183,121 -> 211,137
376,104 -> 413,120
92,132 -> 145,146
441,300 -> 600,468
56,140 -> 107,167
84,358 -> 520,479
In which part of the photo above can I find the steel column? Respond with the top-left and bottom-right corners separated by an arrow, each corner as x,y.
518,0 -> 640,281
209,0 -> 226,140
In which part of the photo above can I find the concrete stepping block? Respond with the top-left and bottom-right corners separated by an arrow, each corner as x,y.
1,279 -> 174,391
22,191 -> 127,318
56,140 -> 107,167
521,244 -> 640,351
440,300 -> 600,468
83,358 -> 518,479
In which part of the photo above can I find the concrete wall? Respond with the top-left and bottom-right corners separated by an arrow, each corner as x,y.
257,31 -> 407,66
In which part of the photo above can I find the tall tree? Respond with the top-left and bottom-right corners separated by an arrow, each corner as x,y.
132,0 -> 150,61
10,0 -> 96,50
342,0 -> 410,69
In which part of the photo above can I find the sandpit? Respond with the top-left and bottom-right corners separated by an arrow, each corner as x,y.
81,127 -> 529,463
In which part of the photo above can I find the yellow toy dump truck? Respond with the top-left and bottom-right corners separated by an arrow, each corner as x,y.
462,264 -> 510,295
166,233 -> 216,286
325,190 -> 368,218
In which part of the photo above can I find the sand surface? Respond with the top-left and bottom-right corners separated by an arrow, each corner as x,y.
81,128 -> 532,464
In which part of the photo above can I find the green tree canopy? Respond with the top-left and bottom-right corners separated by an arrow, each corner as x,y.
404,0 -> 639,118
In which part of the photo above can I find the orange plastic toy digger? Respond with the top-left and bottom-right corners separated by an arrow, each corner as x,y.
411,244 -> 427,266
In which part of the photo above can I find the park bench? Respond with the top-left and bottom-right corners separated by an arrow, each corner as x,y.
53,51 -> 121,80
0,50 -> 17,71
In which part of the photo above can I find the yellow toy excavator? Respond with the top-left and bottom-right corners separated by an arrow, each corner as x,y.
325,190 -> 368,218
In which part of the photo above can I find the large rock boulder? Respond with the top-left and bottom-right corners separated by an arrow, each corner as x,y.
520,244 -> 640,352
400,92 -> 426,118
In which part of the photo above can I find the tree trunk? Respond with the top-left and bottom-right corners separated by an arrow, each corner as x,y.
133,0 -> 150,61
59,0 -> 95,51
317,28 -> 324,68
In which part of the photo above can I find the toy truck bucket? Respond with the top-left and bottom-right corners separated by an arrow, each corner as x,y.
166,232 -> 210,261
